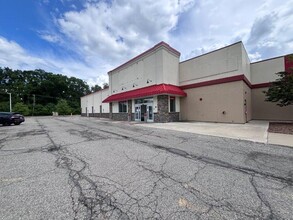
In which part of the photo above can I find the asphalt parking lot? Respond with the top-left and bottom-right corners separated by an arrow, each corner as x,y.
0,116 -> 292,219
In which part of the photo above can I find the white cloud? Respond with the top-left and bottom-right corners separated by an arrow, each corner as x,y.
0,36 -> 108,86
3,0 -> 293,88
57,0 -> 196,65
170,0 -> 293,61
248,52 -> 262,62
38,33 -> 62,43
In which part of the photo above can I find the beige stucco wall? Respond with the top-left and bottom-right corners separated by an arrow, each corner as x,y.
180,81 -> 247,123
251,57 -> 284,84
252,88 -> 293,120
243,83 -> 252,122
250,56 -> 293,121
112,102 -> 119,113
241,43 -> 251,81
80,89 -> 109,115
109,46 -> 179,97
80,96 -> 87,114
162,49 -> 179,85
179,42 -> 245,86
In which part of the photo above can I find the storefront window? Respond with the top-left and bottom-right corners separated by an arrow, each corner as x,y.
170,96 -> 176,112
119,101 -> 127,112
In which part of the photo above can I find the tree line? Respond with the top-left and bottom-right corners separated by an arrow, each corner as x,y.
0,67 -> 108,116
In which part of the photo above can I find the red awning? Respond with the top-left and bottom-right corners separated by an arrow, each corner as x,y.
102,84 -> 186,103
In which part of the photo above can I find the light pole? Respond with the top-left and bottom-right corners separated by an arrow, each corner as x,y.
8,92 -> 12,112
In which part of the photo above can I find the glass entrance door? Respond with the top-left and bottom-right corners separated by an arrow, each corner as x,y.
134,98 -> 154,122
147,104 -> 153,122
135,105 -> 141,121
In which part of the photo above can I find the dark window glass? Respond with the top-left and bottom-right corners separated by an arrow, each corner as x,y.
119,101 -> 127,113
170,96 -> 176,112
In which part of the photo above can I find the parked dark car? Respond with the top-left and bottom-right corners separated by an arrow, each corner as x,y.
0,112 -> 25,126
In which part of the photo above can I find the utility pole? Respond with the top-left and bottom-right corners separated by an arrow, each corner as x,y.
8,93 -> 12,112
32,94 -> 35,116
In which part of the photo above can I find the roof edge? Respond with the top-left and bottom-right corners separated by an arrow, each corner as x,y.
80,87 -> 109,98
108,41 -> 180,74
180,41 -> 243,64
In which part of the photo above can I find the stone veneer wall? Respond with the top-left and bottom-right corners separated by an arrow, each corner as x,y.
109,103 -> 113,119
154,95 -> 180,122
128,100 -> 133,121
112,113 -> 128,121
82,113 -> 109,118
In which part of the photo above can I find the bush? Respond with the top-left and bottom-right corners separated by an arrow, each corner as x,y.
13,102 -> 30,116
56,99 -> 71,115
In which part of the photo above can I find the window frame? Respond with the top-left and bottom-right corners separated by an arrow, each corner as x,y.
169,96 -> 176,112
118,101 -> 128,113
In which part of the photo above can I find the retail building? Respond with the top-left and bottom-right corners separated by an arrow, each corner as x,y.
81,41 -> 293,123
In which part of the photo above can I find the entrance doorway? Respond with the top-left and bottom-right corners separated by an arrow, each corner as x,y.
134,98 -> 154,122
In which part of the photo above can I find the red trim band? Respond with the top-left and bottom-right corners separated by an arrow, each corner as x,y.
103,83 -> 186,103
179,74 -> 273,90
180,75 -> 249,90
251,83 -> 271,89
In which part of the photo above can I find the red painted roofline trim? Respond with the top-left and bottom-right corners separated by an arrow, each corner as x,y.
251,83 -> 271,89
179,74 -> 276,90
179,75 -> 250,90
108,41 -> 180,74
102,83 -> 186,103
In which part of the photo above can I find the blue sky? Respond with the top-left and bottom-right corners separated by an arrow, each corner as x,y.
1,0 -> 293,86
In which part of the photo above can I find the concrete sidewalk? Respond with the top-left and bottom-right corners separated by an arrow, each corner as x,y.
134,120 -> 293,147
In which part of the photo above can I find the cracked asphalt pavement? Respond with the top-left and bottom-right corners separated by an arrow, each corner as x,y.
0,116 -> 292,219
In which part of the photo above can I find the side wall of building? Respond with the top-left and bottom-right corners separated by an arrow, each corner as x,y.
179,42 -> 245,86
80,89 -> 109,117
180,81 -> 246,123
179,42 -> 251,123
252,88 -> 293,120
251,57 -> 284,84
251,56 -> 293,121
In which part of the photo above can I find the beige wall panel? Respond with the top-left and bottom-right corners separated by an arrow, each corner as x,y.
243,83 -> 252,122
163,49 -> 179,85
144,50 -> 161,85
180,81 -> 245,123
252,88 -> 293,120
80,89 -> 110,114
241,43 -> 251,81
251,57 -> 284,84
109,46 -> 179,97
112,102 -> 119,113
101,89 -> 110,113
179,43 -> 243,86
80,97 -> 87,114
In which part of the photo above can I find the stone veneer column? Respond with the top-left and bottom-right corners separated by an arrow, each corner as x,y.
155,95 -> 169,122
155,95 -> 180,122
128,100 -> 132,121
109,102 -> 113,119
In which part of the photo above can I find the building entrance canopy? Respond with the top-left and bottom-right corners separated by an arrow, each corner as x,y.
102,83 -> 186,103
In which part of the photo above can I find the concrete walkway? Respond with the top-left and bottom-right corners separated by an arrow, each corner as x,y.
135,120 -> 293,147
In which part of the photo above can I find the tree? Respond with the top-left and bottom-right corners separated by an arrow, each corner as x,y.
103,82 -> 109,89
264,71 -> 293,106
13,102 -> 30,116
91,84 -> 102,92
0,67 -> 90,115
56,99 -> 71,115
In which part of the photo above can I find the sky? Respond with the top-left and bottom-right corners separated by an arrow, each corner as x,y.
0,0 -> 293,86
